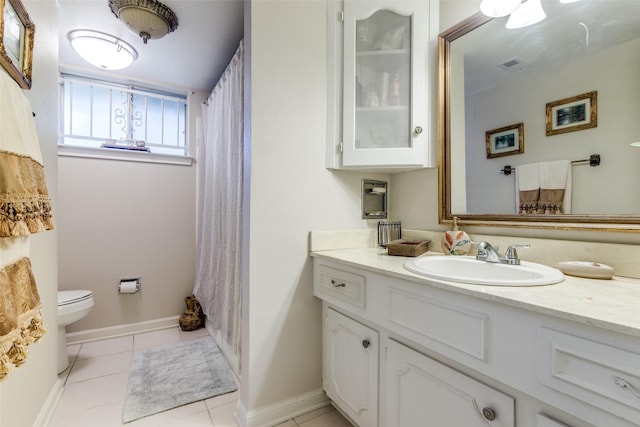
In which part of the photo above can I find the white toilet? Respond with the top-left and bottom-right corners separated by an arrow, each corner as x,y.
57,290 -> 94,373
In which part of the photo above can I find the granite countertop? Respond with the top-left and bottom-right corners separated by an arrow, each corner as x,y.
311,248 -> 640,338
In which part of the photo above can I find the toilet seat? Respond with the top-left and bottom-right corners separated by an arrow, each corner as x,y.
58,290 -> 93,307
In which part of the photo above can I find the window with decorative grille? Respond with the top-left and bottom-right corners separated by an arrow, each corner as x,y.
60,75 -> 188,156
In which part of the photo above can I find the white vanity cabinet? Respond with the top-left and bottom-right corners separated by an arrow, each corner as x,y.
384,338 -> 515,427
312,255 -> 640,427
326,0 -> 438,171
324,307 -> 379,427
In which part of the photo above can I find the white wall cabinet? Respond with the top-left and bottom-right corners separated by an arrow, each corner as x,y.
313,257 -> 640,427
326,0 -> 439,171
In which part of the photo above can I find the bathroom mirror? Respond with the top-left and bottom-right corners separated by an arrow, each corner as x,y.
438,0 -> 640,232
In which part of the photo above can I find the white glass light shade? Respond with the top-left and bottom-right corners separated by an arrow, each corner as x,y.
480,0 -> 522,17
506,0 -> 547,29
68,30 -> 138,70
559,0 -> 581,3
109,0 -> 178,44
118,7 -> 170,42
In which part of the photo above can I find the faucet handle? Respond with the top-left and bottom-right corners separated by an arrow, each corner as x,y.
504,244 -> 530,265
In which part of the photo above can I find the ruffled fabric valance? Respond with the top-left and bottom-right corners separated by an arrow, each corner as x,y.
0,257 -> 46,380
0,150 -> 54,237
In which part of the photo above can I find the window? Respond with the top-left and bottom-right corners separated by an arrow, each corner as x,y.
60,75 -> 188,156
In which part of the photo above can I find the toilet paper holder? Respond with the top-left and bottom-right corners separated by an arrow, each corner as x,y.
118,277 -> 141,294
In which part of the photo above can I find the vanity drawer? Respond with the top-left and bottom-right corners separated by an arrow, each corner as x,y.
537,327 -> 640,425
315,264 -> 366,309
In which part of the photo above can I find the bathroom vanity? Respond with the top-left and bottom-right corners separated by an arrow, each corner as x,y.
311,247 -> 640,427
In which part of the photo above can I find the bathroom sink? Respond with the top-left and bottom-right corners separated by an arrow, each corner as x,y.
404,256 -> 564,286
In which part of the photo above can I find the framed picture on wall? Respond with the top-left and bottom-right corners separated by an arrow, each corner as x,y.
546,91 -> 597,136
0,0 -> 35,89
485,122 -> 524,159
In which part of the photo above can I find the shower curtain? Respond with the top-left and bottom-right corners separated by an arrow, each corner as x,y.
194,40 -> 244,368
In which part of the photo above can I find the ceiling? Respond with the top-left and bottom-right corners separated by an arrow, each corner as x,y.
57,0 -> 244,93
455,0 -> 640,96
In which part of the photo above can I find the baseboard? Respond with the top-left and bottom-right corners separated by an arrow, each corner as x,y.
65,316 -> 180,344
33,378 -> 64,427
237,388 -> 329,427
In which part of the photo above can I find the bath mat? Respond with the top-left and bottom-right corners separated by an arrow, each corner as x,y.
122,337 -> 237,423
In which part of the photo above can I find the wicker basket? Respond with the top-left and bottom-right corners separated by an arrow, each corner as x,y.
386,239 -> 430,257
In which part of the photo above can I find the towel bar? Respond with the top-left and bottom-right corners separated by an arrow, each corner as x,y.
501,154 -> 600,176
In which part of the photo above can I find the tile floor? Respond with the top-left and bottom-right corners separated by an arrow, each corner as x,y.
49,327 -> 352,427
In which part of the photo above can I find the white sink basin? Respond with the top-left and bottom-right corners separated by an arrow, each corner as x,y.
404,256 -> 564,286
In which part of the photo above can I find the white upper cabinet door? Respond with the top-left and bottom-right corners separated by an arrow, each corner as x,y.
339,0 -> 437,169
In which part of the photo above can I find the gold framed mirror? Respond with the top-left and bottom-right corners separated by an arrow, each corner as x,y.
438,3 -> 640,232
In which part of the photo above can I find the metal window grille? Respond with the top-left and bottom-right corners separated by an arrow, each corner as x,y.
60,75 -> 187,156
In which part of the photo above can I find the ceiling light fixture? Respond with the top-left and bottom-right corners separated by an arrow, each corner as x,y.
109,0 -> 178,44
68,30 -> 138,70
506,0 -> 547,29
480,0 -> 522,17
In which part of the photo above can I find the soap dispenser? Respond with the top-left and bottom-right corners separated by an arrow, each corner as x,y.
441,217 -> 471,255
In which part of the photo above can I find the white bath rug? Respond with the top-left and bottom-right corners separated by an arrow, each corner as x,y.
122,337 -> 237,423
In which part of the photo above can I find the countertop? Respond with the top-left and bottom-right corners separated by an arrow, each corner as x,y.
311,248 -> 640,338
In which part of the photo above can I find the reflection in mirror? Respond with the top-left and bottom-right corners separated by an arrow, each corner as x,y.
438,0 -> 640,231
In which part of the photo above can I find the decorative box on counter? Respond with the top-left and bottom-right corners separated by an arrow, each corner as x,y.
386,239 -> 430,257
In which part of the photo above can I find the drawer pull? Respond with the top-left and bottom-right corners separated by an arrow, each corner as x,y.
331,279 -> 346,288
362,339 -> 370,349
613,375 -> 640,400
482,407 -> 496,421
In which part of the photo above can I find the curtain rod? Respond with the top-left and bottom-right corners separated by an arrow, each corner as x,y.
501,154 -> 600,176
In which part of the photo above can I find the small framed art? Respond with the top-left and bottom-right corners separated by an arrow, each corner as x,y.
485,122 -> 524,159
546,91 -> 597,136
0,0 -> 35,89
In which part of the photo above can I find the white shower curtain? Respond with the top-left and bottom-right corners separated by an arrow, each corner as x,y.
194,40 -> 244,366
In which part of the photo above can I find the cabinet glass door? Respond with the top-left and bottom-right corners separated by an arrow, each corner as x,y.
342,0 -> 429,168
354,11 -> 411,150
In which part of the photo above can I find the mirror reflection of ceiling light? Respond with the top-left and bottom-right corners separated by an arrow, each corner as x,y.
480,0 -> 522,17
68,30 -> 138,70
506,0 -> 547,29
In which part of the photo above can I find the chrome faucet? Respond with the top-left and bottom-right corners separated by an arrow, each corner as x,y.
476,241 -> 530,265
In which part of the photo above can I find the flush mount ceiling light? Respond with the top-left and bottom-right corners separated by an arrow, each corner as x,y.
68,30 -> 138,70
506,0 -> 547,29
109,0 -> 178,44
480,0 -> 522,17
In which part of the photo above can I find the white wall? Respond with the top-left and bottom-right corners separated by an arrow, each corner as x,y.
0,1 -> 60,426
241,0 -> 388,421
57,156 -> 197,333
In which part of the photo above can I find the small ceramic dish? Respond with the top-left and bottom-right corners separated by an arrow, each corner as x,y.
557,261 -> 614,279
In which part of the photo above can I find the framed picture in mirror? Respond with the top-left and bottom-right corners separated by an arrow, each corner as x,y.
0,0 -> 35,89
546,91 -> 597,136
485,122 -> 524,159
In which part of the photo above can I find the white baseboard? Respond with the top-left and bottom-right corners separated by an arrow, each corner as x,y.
65,316 -> 180,344
33,378 -> 64,427
236,388 -> 329,427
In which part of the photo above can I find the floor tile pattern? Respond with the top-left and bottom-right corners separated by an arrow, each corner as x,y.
49,327 -> 352,427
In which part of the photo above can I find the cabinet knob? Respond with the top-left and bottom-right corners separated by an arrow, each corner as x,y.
482,407 -> 496,421
362,339 -> 370,348
414,126 -> 423,134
